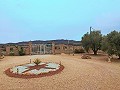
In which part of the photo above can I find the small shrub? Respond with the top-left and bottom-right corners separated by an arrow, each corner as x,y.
81,55 -> 91,59
0,55 -> 4,59
19,47 -> 25,56
74,48 -> 85,54
19,51 -> 25,56
33,58 -> 41,65
9,52 -> 14,56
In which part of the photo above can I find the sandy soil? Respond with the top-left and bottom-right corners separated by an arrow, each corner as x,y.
0,54 -> 120,90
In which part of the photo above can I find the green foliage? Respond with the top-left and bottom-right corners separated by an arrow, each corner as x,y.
9,48 -> 14,56
74,48 -> 85,54
3,48 -> 6,51
82,31 -> 102,55
101,36 -> 108,52
33,58 -> 41,65
81,32 -> 91,52
14,45 -> 25,56
19,47 -> 25,56
102,31 -> 120,59
10,48 -> 14,52
9,52 -> 14,56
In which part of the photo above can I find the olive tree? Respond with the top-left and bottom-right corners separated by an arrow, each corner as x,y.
102,31 -> 120,59
82,31 -> 102,55
81,32 -> 90,53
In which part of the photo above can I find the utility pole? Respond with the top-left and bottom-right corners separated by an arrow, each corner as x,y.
90,26 -> 96,31
90,26 -> 93,45
90,26 -> 92,34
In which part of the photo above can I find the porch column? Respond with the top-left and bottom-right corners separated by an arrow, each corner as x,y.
44,45 -> 46,54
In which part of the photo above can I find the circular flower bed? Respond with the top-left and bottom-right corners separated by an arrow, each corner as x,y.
5,62 -> 64,78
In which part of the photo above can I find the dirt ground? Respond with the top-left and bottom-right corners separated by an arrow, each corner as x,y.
0,54 -> 120,90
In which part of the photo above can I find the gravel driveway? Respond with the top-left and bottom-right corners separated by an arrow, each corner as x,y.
0,55 -> 120,90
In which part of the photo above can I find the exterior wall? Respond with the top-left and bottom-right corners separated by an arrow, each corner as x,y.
53,44 -> 82,54
0,48 -> 2,55
5,46 -> 19,56
13,47 -> 19,55
6,46 -> 10,55
0,47 -> 6,55
52,42 -> 55,55
23,47 -> 30,55
0,46 -> 30,56
74,46 -> 83,50
29,42 -> 32,55
0,42 -> 82,56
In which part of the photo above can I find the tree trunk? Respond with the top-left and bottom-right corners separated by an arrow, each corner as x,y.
93,50 -> 97,55
118,55 -> 120,59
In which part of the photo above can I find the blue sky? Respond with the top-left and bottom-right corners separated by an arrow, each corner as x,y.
0,0 -> 120,43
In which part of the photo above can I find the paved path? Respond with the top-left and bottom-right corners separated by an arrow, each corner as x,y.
0,55 -> 120,90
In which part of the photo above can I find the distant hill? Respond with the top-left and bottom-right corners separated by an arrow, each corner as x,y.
18,39 -> 81,45
1,39 -> 81,46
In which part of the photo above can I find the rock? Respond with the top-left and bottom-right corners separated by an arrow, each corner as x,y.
81,55 -> 91,59
0,55 -> 4,59
61,53 -> 66,55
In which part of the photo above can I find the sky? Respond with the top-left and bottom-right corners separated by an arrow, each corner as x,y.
0,0 -> 120,43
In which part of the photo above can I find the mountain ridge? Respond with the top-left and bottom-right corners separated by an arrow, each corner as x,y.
0,39 -> 81,46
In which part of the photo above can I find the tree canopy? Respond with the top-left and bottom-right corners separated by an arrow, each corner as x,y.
101,31 -> 120,59
82,31 -> 102,55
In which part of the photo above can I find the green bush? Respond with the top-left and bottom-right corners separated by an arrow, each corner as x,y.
9,52 -> 14,56
19,51 -> 25,56
19,47 -> 25,56
74,48 -> 85,54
